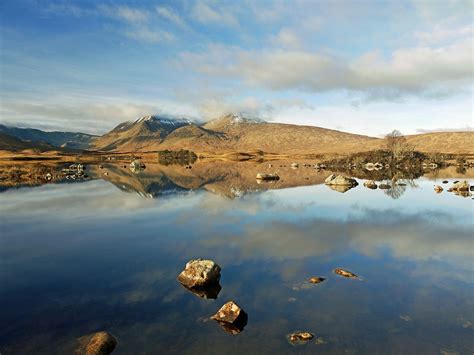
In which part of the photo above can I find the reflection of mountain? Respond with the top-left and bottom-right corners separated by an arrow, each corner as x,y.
96,161 -> 330,199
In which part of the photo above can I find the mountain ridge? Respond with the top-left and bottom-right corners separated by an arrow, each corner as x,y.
1,114 -> 473,155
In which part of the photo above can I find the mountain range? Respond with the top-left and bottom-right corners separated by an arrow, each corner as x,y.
1,114 -> 473,155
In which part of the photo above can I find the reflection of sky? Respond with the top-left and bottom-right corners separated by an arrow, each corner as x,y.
0,177 -> 473,353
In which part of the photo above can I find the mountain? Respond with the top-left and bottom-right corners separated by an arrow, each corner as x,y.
1,114 -> 472,155
404,132 -> 474,155
0,132 -> 60,152
0,124 -> 96,149
91,115 -> 192,151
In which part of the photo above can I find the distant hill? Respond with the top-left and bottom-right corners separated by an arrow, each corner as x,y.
0,124 -> 96,149
404,132 -> 474,155
1,114 -> 473,155
0,132 -> 60,152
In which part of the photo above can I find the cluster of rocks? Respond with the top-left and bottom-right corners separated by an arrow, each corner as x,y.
288,267 -> 359,346
177,259 -> 248,334
62,163 -> 88,180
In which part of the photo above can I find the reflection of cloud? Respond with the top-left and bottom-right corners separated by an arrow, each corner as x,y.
200,208 -> 472,265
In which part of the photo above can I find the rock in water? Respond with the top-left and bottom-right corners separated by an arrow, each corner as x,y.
309,277 -> 326,284
334,268 -> 358,279
325,174 -> 358,186
434,185 -> 443,193
363,180 -> 377,189
86,332 -> 117,355
177,259 -> 221,288
288,331 -> 314,344
256,173 -> 280,181
211,301 -> 248,334
379,184 -> 391,189
451,180 -> 470,192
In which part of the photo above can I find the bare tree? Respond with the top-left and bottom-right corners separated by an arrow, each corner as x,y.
384,130 -> 413,161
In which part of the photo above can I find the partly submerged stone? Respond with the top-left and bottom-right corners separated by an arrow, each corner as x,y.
81,331 -> 117,355
450,180 -> 470,192
177,259 -> 221,289
379,183 -> 391,189
334,268 -> 358,279
434,185 -> 443,193
315,336 -> 326,345
325,174 -> 358,186
327,184 -> 356,193
363,180 -> 377,189
288,331 -> 314,345
210,301 -> 248,334
309,277 -> 326,284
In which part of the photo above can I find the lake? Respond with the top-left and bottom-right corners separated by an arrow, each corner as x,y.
0,161 -> 473,354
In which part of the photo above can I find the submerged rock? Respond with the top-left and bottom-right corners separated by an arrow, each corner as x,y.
379,183 -> 391,189
363,180 -> 377,189
288,331 -> 314,344
334,268 -> 358,279
84,331 -> 117,355
210,301 -> 248,334
442,180 -> 449,184
434,185 -> 443,193
177,259 -> 221,289
325,174 -> 358,186
309,277 -> 326,284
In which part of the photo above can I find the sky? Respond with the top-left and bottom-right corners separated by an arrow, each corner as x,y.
0,0 -> 472,136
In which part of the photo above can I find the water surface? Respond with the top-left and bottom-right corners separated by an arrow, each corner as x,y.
0,162 -> 473,354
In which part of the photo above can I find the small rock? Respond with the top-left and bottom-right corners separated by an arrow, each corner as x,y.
442,180 -> 448,184
325,174 -> 358,186
334,268 -> 358,279
291,163 -> 299,169
363,180 -> 377,189
256,173 -> 280,181
434,185 -> 443,193
177,259 -> 221,289
288,331 -> 314,344
210,301 -> 248,334
379,183 -> 391,189
86,331 -> 117,355
309,277 -> 326,284
450,180 -> 470,192
400,315 -> 412,322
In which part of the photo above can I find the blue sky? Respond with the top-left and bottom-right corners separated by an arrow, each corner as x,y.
0,0 -> 472,136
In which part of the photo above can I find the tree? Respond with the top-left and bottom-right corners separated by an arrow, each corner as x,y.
384,130 -> 412,161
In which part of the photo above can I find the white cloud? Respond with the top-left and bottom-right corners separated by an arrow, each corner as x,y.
0,97 -> 197,134
126,28 -> 174,43
155,6 -> 187,28
414,24 -> 473,44
179,36 -> 473,100
271,28 -> 303,49
192,0 -> 238,27
99,5 -> 150,24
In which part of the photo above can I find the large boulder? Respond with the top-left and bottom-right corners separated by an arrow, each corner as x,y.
211,301 -> 248,334
325,174 -> 358,186
85,331 -> 117,355
177,259 -> 221,289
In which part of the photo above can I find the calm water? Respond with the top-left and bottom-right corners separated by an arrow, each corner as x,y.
0,162 -> 473,354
